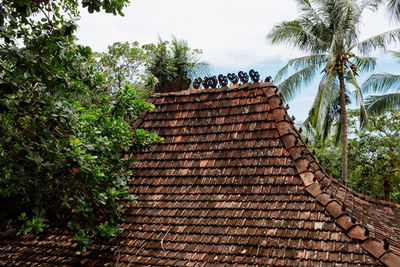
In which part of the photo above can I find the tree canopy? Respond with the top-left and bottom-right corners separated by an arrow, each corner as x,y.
306,109 -> 400,203
0,0 -> 161,250
93,41 -> 156,93
92,37 -> 210,97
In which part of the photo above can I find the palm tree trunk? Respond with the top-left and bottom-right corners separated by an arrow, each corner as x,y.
339,71 -> 348,185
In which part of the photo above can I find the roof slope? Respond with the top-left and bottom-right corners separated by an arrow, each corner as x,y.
1,82 -> 399,266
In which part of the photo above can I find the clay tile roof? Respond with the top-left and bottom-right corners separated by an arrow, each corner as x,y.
1,82 -> 400,266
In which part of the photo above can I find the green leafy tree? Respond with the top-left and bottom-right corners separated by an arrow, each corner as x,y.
362,50 -> 400,114
0,0 -> 161,250
94,41 -> 156,93
147,36 -> 210,93
347,109 -> 400,202
305,109 -> 400,203
267,0 -> 400,184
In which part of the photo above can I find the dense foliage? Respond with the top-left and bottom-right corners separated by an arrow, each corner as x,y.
0,0 -> 161,249
93,37 -> 209,97
93,41 -> 156,94
306,109 -> 400,203
147,36 -> 210,93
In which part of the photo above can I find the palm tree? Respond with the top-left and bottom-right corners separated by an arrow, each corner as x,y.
267,0 -> 400,184
362,51 -> 400,113
170,37 -> 210,81
147,36 -> 210,93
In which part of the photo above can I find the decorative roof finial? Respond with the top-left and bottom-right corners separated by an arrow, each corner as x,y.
249,69 -> 260,83
193,77 -> 202,89
193,70 -> 270,89
202,77 -> 210,89
238,71 -> 249,84
208,76 -> 218,88
227,73 -> 239,84
218,74 -> 228,87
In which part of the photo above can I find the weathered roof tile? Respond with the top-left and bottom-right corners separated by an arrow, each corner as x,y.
380,252 -> 400,267
362,239 -> 387,259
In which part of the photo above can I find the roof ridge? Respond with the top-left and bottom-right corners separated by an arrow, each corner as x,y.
150,82 -> 275,98
262,86 -> 400,267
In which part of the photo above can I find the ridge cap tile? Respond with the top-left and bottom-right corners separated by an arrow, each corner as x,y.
361,239 -> 387,259
380,252 -> 400,267
299,172 -> 314,186
347,225 -> 368,241
304,183 -> 322,197
315,193 -> 333,206
336,215 -> 355,231
325,201 -> 344,219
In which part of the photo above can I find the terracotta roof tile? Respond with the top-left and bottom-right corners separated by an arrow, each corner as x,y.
380,252 -> 400,267
1,82 -> 398,266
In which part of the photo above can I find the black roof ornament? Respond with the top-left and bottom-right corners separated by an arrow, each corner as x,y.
227,73 -> 239,84
192,70 -> 270,89
238,71 -> 249,84
202,77 -> 209,89
249,69 -> 260,83
193,77 -> 202,89
218,74 -> 228,87
208,76 -> 218,88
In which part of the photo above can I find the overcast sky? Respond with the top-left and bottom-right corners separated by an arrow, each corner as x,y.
76,0 -> 399,121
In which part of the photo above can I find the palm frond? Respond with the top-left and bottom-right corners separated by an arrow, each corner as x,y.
274,54 -> 327,83
303,117 -> 313,134
189,61 -> 211,79
333,119 -> 342,146
346,68 -> 368,127
389,50 -> 400,61
351,55 -> 376,73
308,66 -> 338,129
333,0 -> 358,43
358,0 -> 380,12
362,73 -> 400,94
326,32 -> 343,64
317,89 -> 351,144
311,85 -> 345,143
267,20 -> 329,53
277,64 -> 321,103
295,0 -> 327,26
319,100 -> 339,142
355,28 -> 400,54
366,93 -> 400,114
386,0 -> 400,22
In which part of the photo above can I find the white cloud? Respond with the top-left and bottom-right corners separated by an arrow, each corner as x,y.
77,0 -> 303,69
77,0 -> 396,70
